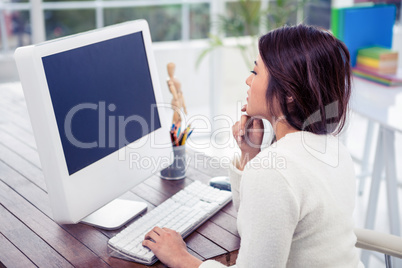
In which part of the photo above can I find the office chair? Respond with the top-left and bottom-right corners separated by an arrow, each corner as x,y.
355,228 -> 402,268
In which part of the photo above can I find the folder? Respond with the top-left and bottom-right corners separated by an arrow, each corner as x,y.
331,4 -> 396,66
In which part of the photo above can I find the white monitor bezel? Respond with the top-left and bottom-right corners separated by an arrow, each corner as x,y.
15,20 -> 173,223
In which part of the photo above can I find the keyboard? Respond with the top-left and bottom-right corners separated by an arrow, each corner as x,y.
107,180 -> 232,265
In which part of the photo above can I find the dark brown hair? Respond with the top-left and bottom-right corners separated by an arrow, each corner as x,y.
258,24 -> 351,134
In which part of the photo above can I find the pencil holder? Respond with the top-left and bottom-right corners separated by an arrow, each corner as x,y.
160,145 -> 186,180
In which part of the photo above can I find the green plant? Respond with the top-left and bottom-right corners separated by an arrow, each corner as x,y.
196,0 -> 307,69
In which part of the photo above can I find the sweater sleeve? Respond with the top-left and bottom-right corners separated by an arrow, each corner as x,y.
235,168 -> 300,268
197,156 -> 243,268
199,168 -> 300,268
228,155 -> 243,211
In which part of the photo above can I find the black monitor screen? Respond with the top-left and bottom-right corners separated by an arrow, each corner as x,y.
42,32 -> 161,175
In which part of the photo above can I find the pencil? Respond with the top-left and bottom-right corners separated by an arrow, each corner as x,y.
177,131 -> 184,145
181,129 -> 189,145
187,129 -> 193,139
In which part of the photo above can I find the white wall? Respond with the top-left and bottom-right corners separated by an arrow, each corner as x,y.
332,0 -> 354,8
0,54 -> 20,83
153,41 -> 211,120
221,46 -> 250,119
393,25 -> 402,68
153,41 -> 251,131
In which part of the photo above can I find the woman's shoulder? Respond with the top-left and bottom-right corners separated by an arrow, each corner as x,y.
252,131 -> 351,167
244,131 -> 307,172
243,131 -> 353,189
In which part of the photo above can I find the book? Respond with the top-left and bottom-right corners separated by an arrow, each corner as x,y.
331,8 -> 342,38
352,67 -> 402,86
358,46 -> 398,61
356,63 -> 398,74
330,4 -> 396,66
357,46 -> 398,74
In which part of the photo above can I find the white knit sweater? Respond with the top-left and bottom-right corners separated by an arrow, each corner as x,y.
199,131 -> 363,268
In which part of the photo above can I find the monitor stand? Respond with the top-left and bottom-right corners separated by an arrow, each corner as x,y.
80,199 -> 147,230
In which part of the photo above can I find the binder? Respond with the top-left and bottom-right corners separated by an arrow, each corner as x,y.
331,4 -> 396,66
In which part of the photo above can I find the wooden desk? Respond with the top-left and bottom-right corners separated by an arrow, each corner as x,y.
0,82 -> 240,267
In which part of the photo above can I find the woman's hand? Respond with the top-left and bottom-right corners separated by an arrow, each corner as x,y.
232,104 -> 264,170
142,227 -> 202,268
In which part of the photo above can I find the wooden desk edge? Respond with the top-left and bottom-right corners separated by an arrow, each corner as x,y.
210,250 -> 239,266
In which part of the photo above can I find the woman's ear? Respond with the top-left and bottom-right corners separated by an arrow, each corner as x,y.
287,96 -> 294,103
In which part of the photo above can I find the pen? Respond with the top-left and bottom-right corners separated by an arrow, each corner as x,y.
169,124 -> 194,146
187,129 -> 193,139
177,131 -> 185,145
184,129 -> 194,145
170,131 -> 175,143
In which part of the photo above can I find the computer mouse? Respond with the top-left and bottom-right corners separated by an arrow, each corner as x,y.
209,176 -> 231,191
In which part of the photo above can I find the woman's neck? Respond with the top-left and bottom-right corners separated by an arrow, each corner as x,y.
272,117 -> 299,141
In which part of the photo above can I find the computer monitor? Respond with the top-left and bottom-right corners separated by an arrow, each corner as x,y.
14,20 -> 173,229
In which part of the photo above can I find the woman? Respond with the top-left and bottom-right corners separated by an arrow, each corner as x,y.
142,24 -> 363,267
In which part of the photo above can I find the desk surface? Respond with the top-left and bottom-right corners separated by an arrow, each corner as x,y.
0,82 -> 240,267
351,76 -> 402,132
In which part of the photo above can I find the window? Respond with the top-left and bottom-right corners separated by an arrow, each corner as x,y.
0,1 -> 30,51
45,9 -> 96,40
104,5 -> 182,42
0,0 -> 214,52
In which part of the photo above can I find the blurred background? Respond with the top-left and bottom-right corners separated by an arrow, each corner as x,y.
0,0 -> 335,116
1,1 -> 402,267
1,0 -> 400,124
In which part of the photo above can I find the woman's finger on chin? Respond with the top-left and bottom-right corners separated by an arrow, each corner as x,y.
241,104 -> 247,112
